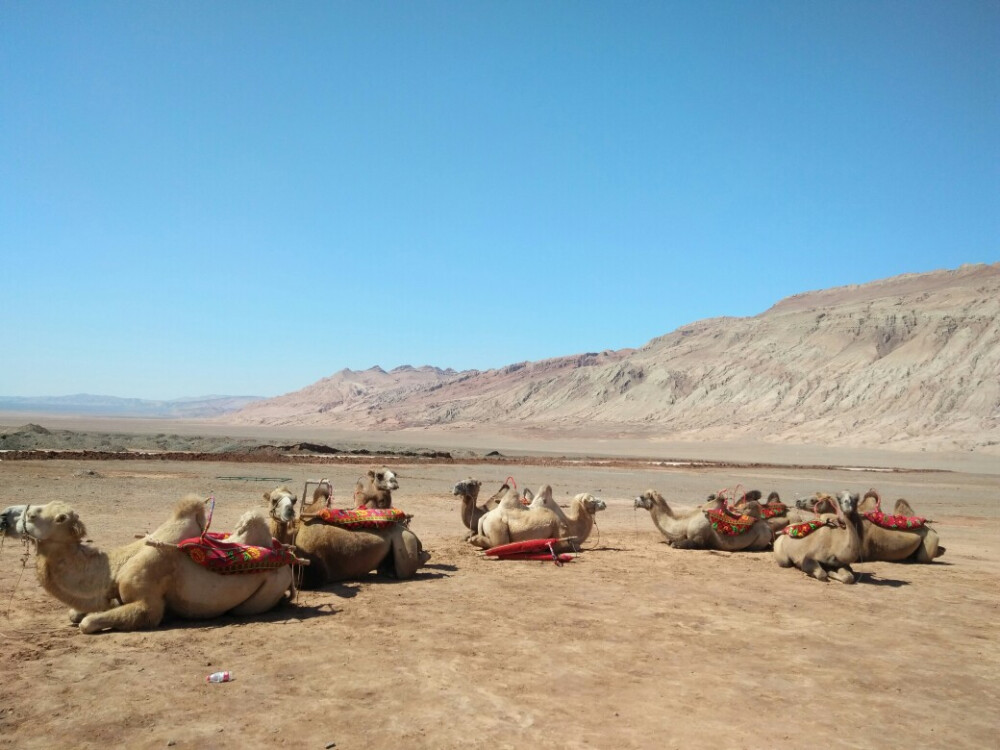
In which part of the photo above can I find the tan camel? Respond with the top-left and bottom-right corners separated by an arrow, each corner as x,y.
1,498 -> 293,633
773,491 -> 861,583
633,490 -> 773,551
855,490 -> 944,563
734,491 -> 790,532
466,486 -> 563,550
266,486 -> 430,586
526,485 -> 606,545
452,478 -> 505,536
354,467 -> 400,509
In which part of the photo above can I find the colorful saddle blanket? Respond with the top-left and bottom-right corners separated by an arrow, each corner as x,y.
314,507 -> 408,530
778,520 -> 830,539
863,510 -> 927,530
178,532 -> 297,574
705,509 -> 757,536
759,501 -> 788,519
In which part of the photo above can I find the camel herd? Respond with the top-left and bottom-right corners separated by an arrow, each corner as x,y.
0,467 -> 944,634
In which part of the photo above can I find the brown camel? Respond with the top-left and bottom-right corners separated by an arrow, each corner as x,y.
525,485 -> 607,545
466,486 -> 563,550
773,491 -> 861,583
266,486 -> 429,586
354,467 -> 399,509
633,490 -> 773,551
452,478 -> 505,536
855,489 -> 944,563
1,497 -> 293,633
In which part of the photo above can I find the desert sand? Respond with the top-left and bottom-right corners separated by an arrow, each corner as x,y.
0,422 -> 998,749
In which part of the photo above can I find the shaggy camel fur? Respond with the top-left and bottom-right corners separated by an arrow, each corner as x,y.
855,490 -> 944,563
525,485 -> 607,545
354,468 -> 400,509
466,486 -> 563,550
633,490 -> 773,551
1,497 -> 293,633
266,486 -> 429,587
773,491 -> 861,583
452,478 -> 505,536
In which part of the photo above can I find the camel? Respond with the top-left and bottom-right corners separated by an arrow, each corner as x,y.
452,478 -> 506,536
466,486 -> 564,550
354,467 -> 399,509
734,491 -> 791,532
1,497 -> 293,633
773,491 -> 861,583
266,486 -> 430,586
633,489 -> 773,551
526,485 -> 607,545
855,490 -> 944,563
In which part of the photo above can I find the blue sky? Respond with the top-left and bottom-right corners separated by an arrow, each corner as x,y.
1,1 -> 996,399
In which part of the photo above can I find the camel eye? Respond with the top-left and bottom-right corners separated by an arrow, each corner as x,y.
376,473 -> 384,480
55,514 -> 67,523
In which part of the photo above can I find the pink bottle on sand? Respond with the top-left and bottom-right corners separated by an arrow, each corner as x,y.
206,671 -> 233,683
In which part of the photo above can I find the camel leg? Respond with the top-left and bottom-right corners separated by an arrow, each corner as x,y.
79,598 -> 166,634
827,566 -> 856,584
800,558 -> 829,582
914,532 -> 943,563
69,608 -> 88,624
229,570 -> 292,615
390,529 -> 429,580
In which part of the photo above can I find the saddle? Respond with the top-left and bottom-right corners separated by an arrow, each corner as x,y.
309,507 -> 409,530
705,508 -> 757,536
778,520 -> 833,539
863,509 -> 927,530
759,501 -> 788,519
177,532 -> 301,574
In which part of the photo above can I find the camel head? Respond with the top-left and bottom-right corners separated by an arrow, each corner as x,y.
312,480 -> 333,506
836,491 -> 859,516
18,502 -> 87,543
1,504 -> 29,537
369,468 -> 399,492
453,478 -> 482,502
574,493 -> 607,515
633,489 -> 663,511
795,493 -> 838,514
265,486 -> 298,524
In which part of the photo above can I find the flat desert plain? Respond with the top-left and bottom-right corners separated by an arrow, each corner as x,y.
0,425 -> 998,749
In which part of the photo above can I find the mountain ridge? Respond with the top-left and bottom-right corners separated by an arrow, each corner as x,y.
225,263 -> 1000,453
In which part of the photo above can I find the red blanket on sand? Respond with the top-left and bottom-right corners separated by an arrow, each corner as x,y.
313,507 -> 408,530
178,532 -> 297,574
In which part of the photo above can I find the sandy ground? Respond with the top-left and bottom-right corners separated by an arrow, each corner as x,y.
1,444 -> 998,749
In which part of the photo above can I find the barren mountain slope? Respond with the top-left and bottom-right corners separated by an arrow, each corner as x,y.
226,264 -> 1000,452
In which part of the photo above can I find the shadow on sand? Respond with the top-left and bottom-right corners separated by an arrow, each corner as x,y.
855,572 -> 910,587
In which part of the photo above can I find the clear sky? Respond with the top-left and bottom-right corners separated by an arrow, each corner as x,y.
1,2 -> 997,399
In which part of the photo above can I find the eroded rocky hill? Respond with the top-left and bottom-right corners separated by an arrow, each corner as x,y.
226,264 -> 1000,452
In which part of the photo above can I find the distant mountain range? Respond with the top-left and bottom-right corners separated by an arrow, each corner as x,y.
0,394 -> 263,419
223,263 -> 1000,453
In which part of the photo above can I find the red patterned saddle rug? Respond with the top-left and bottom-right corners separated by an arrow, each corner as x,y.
313,507 -> 408,530
778,520 -> 830,539
705,509 -> 757,536
178,532 -> 298,574
759,501 -> 788,519
863,510 -> 927,530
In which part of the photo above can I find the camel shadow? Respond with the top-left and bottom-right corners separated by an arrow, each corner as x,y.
855,573 -> 910,588
153,600 -> 338,632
